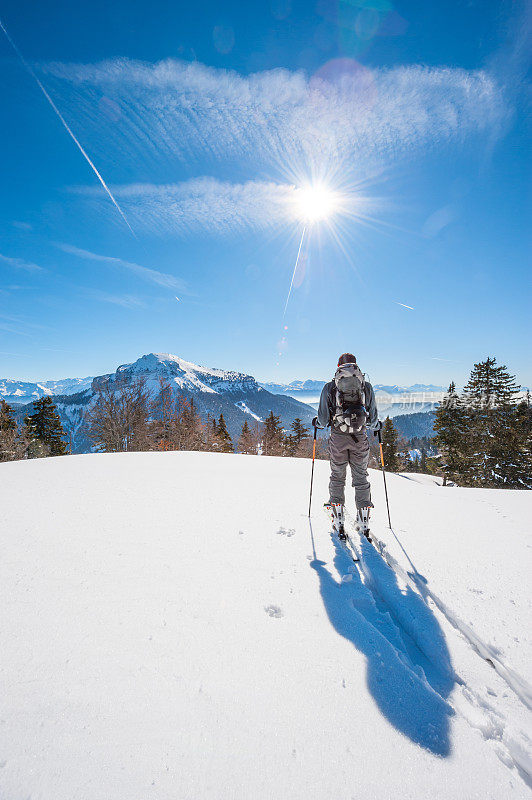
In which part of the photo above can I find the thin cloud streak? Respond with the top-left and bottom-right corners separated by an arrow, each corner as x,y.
0,18 -> 136,237
42,58 -> 507,181
84,289 -> 145,308
0,253 -> 45,272
70,178 -> 302,236
395,301 -> 414,310
0,313 -> 50,338
56,243 -> 186,291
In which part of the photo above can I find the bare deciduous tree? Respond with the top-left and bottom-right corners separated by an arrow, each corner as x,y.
85,377 -> 152,452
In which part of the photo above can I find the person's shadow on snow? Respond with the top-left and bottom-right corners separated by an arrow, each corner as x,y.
310,533 -> 454,757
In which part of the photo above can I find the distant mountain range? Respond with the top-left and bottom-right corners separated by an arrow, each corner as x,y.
3,353 -> 317,453
0,376 -> 94,405
259,380 -> 446,395
393,411 -> 437,440
1,359 -> 451,451
258,379 -> 446,418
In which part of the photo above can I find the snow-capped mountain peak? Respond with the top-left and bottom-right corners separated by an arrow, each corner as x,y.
106,352 -> 258,395
4,352 -> 316,452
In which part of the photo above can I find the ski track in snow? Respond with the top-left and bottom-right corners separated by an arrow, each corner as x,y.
335,509 -> 532,789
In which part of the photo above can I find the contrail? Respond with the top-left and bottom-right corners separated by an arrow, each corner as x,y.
283,225 -> 307,317
394,301 -> 414,310
0,18 -> 136,237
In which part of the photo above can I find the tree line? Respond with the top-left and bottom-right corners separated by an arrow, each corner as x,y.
2,357 -> 530,490
0,377 -> 327,462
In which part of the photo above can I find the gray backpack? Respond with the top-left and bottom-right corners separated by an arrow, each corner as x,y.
331,363 -> 367,434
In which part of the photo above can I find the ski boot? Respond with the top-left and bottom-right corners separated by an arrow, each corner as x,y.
355,506 -> 372,542
324,502 -> 346,541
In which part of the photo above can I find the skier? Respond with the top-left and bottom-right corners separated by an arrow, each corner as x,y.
313,353 -> 381,542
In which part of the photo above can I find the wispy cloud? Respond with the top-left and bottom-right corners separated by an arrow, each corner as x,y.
394,301 -> 414,310
42,58 -> 507,182
0,253 -> 45,272
85,289 -> 145,308
69,178 -> 299,236
56,243 -> 186,290
11,221 -> 33,231
0,313 -> 48,337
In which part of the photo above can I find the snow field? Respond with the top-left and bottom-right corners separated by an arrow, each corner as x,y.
0,451 -> 530,799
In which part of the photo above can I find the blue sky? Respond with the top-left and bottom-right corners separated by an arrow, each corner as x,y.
0,0 -> 530,387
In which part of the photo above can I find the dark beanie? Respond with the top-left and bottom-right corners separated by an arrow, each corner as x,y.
338,353 -> 357,366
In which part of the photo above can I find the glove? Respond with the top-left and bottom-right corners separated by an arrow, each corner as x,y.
373,419 -> 382,432
312,416 -> 320,429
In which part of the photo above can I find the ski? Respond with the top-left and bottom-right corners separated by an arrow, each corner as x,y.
324,503 -> 360,562
346,508 -> 386,557
354,506 -> 372,543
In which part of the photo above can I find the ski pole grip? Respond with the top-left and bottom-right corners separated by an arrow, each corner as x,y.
377,429 -> 382,444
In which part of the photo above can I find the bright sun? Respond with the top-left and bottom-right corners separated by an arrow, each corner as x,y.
294,183 -> 340,223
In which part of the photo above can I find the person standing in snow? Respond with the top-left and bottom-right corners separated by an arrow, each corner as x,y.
313,353 -> 381,541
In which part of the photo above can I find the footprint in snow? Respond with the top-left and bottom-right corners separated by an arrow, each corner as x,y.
276,527 -> 295,537
264,605 -> 284,618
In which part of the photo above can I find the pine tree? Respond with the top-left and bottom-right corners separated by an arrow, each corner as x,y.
24,396 -> 68,457
262,411 -> 285,456
0,399 -> 23,461
433,382 -> 465,485
216,414 -> 233,453
284,417 -> 310,457
381,416 -> 399,471
514,397 -> 532,488
461,357 -> 524,487
238,420 -> 256,455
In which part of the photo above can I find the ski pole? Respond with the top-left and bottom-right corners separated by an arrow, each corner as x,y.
308,425 -> 317,517
378,429 -> 392,529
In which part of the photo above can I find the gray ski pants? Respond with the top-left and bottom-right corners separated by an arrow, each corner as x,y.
328,429 -> 372,508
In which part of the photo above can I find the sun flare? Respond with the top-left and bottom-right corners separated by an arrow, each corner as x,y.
294,183 -> 341,223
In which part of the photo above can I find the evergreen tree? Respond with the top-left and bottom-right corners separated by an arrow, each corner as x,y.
238,420 -> 256,455
0,399 -> 23,461
24,396 -> 68,457
262,411 -> 285,456
216,414 -> 233,453
284,417 -> 310,457
433,381 -> 466,485
381,416 -> 400,471
461,357 -> 525,487
514,397 -> 532,488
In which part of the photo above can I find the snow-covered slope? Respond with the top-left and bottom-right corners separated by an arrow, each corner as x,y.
1,452 -> 530,799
